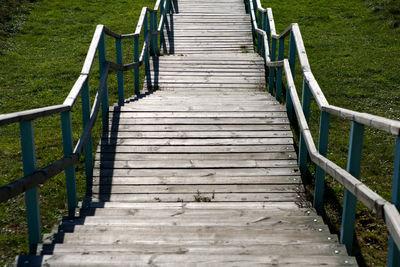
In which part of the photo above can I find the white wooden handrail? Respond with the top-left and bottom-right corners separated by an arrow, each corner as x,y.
248,0 -> 400,256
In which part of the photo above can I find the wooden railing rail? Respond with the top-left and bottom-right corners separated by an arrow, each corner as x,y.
246,0 -> 400,265
0,0 -> 171,253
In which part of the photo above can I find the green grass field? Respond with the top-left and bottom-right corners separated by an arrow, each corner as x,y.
1,0 -> 400,265
261,0 -> 400,265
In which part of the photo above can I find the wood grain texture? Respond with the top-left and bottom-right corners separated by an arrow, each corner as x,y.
15,0 -> 357,265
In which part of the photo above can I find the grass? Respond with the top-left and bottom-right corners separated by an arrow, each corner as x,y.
260,0 -> 400,265
0,0 -> 154,265
0,0 -> 37,54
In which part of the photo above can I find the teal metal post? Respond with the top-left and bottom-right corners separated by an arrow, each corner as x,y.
160,0 -> 165,48
276,38 -> 284,102
286,31 -> 296,123
144,13 -> 150,76
388,136 -> 400,267
150,11 -> 158,56
340,121 -> 364,255
167,0 -> 171,13
81,79 -> 93,187
20,121 -> 41,253
298,79 -> 311,174
115,38 -> 124,105
98,30 -> 109,134
313,111 -> 330,214
268,38 -> 276,95
264,11 -> 271,46
288,31 -> 296,77
134,36 -> 140,95
154,11 -> 159,55
60,111 -> 77,216
257,10 -> 262,54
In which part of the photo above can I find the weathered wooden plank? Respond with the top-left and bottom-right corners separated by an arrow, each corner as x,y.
107,125 -> 290,132
107,131 -> 293,139
144,84 -> 266,89
110,113 -> 288,120
111,108 -> 286,114
78,206 -> 310,217
86,201 -> 302,210
55,226 -> 337,244
43,242 -> 347,256
96,152 -> 296,161
97,144 -> 296,153
99,138 -> 294,146
95,159 -> 298,169
92,176 -> 300,185
18,254 -> 357,266
93,168 -> 300,178
90,184 -> 303,194
147,72 -> 264,77
61,217 -> 321,230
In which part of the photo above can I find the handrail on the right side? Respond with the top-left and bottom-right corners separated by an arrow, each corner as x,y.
246,0 -> 400,265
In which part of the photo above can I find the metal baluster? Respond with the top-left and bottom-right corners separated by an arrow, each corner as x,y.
388,136 -> 400,267
268,38 -> 276,95
81,79 -> 93,188
98,30 -> 109,135
340,121 -> 364,254
298,79 -> 311,174
115,38 -> 124,105
20,121 -> 41,253
61,111 -> 77,216
276,38 -> 284,102
313,111 -> 330,214
134,36 -> 140,95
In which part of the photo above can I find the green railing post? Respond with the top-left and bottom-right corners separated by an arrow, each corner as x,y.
20,121 -> 41,253
298,79 -> 311,174
288,31 -> 296,77
160,0 -> 165,48
167,0 -> 171,13
388,136 -> 400,267
115,38 -> 124,105
150,11 -> 158,56
257,10 -> 262,54
144,12 -> 151,87
286,31 -> 296,122
264,11 -> 271,47
134,36 -> 140,95
60,111 -> 77,216
98,30 -> 109,134
154,10 -> 159,55
340,121 -> 364,255
268,38 -> 276,95
276,38 -> 284,102
81,79 -> 93,187
313,111 -> 330,214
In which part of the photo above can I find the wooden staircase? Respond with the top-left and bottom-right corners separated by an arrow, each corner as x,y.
17,0 -> 357,265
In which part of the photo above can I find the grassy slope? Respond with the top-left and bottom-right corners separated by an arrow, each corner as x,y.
0,0 -> 154,265
260,0 -> 400,265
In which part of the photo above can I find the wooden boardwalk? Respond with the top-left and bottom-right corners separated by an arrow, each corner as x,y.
18,0 -> 357,265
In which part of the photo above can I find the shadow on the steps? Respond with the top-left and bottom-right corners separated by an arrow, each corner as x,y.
160,0 -> 177,55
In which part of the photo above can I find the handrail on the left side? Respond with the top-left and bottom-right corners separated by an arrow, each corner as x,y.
0,0 -> 172,253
